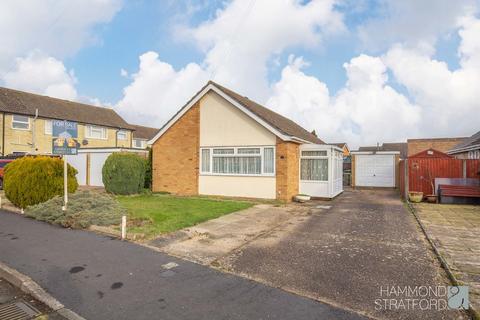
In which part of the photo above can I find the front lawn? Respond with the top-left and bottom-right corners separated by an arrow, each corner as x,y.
116,194 -> 253,237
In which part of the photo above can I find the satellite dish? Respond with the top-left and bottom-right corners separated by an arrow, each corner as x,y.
82,139 -> 89,145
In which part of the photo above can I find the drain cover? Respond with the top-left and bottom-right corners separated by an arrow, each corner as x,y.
0,300 -> 40,320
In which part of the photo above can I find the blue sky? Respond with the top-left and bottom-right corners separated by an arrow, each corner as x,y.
0,0 -> 478,147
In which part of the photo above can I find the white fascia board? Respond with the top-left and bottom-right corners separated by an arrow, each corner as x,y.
77,148 -> 148,153
351,151 -> 400,155
148,83 -> 291,144
447,144 -> 480,154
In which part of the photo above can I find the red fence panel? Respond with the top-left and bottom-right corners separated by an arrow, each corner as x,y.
466,160 -> 480,178
408,159 -> 463,195
399,160 -> 405,198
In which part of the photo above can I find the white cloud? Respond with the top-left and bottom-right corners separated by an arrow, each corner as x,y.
2,52 -> 78,101
179,0 -> 344,100
267,54 -> 421,147
115,51 -> 209,126
117,0 -> 345,127
358,0 -> 478,51
0,0 -> 122,72
383,16 -> 480,138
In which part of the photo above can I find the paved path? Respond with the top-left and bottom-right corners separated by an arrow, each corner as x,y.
0,210 -> 364,320
218,189 -> 465,320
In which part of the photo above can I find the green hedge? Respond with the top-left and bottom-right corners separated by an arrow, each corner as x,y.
4,156 -> 78,208
102,153 -> 145,195
144,148 -> 152,189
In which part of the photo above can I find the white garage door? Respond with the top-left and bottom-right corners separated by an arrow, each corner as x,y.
90,152 -> 111,187
355,154 -> 395,187
67,154 -> 87,185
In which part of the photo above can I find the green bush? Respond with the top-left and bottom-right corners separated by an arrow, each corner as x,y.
26,190 -> 126,229
102,153 -> 145,195
4,156 -> 78,208
144,148 -> 152,189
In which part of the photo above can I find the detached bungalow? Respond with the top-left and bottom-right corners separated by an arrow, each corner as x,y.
149,81 -> 343,202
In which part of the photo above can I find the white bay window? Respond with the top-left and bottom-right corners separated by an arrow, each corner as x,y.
201,146 -> 275,176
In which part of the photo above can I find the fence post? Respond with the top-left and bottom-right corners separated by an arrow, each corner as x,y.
404,159 -> 409,200
462,160 -> 467,178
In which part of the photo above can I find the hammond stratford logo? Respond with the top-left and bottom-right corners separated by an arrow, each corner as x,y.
375,285 -> 469,311
447,286 -> 469,310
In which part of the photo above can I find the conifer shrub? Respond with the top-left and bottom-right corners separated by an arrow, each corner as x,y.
26,190 -> 125,229
102,153 -> 145,195
4,156 -> 78,208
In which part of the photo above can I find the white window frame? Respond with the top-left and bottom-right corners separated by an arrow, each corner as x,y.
85,125 -> 107,140
12,115 -> 30,130
133,139 -> 146,149
117,130 -> 128,140
45,120 -> 52,134
300,149 -> 329,182
200,146 -> 275,177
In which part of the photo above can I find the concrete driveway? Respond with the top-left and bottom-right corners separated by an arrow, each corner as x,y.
158,189 -> 466,320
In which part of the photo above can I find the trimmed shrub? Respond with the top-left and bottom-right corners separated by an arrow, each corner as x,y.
102,153 -> 145,195
4,156 -> 78,208
26,190 -> 126,229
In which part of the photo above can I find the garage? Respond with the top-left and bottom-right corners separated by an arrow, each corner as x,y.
68,148 -> 148,187
351,151 -> 399,187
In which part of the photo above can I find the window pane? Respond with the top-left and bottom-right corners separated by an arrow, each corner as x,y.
238,148 -> 260,154
213,148 -> 234,154
212,156 -> 261,174
263,147 -> 274,174
201,149 -> 210,173
45,120 -> 52,134
301,150 -> 327,157
13,115 -> 29,122
117,130 -> 127,140
301,159 -> 328,181
12,115 -> 29,129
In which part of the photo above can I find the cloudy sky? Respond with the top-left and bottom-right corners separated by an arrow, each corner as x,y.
0,0 -> 479,148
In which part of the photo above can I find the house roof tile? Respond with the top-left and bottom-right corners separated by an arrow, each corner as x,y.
0,86 -> 133,129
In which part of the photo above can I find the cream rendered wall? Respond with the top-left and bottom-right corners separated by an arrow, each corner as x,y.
199,91 -> 276,199
199,176 -> 276,199
199,92 -> 276,146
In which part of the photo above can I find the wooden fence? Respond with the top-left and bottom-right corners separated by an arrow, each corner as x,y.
400,158 -> 480,198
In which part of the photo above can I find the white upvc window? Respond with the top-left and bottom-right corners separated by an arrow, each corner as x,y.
12,115 -> 30,130
133,139 -> 146,149
200,146 -> 275,176
86,125 -> 107,139
300,149 -> 328,181
117,130 -> 128,140
45,120 -> 52,134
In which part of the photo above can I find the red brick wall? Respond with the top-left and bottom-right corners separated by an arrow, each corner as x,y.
276,138 -> 299,202
152,103 -> 200,195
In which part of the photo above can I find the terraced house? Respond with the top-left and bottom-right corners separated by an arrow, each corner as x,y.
0,87 -> 137,155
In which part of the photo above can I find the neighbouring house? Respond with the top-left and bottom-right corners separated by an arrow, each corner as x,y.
130,124 -> 159,149
358,142 -> 407,159
0,86 -> 136,155
350,142 -> 406,188
331,143 -> 350,157
407,137 -> 466,157
332,143 -> 352,185
149,81 -> 344,201
447,130 -> 480,159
